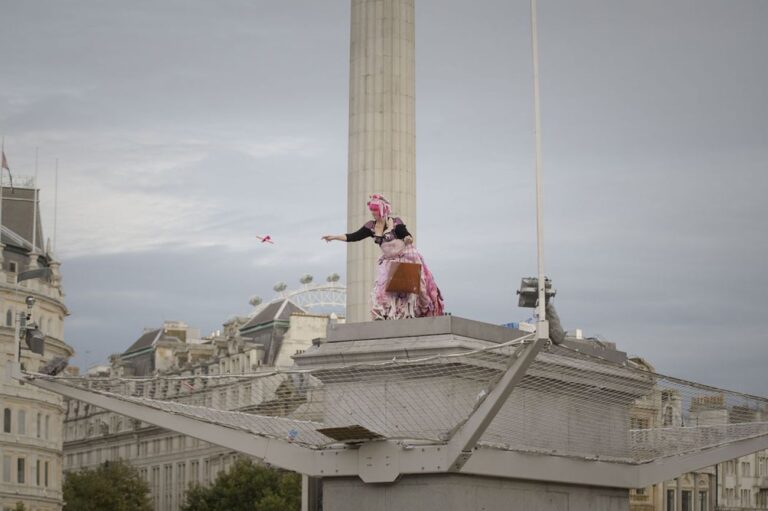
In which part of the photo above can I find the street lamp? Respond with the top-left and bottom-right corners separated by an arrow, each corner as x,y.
14,293 -> 67,375
516,277 -> 565,345
13,267 -> 52,363
16,295 -> 45,358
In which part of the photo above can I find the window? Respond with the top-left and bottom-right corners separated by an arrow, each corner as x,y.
667,489 -> 675,511
3,408 -> 11,433
698,491 -> 707,511
164,464 -> 172,509
36,413 -> 41,438
151,466 -> 160,509
191,461 -> 199,484
17,410 -> 26,435
177,462 -> 186,504
2,456 -> 11,482
5,309 -> 11,326
44,415 -> 50,439
741,489 -> 751,504
44,461 -> 49,487
17,458 -> 25,484
36,460 -> 40,486
8,261 -> 17,273
682,490 -> 692,511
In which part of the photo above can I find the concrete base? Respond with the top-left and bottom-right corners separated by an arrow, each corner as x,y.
323,474 -> 628,511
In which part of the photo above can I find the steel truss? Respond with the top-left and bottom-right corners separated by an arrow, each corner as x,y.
9,340 -> 768,489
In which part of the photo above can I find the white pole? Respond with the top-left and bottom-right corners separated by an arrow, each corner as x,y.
32,147 -> 39,253
14,311 -> 21,364
0,136 -> 4,242
531,0 -> 548,340
53,158 -> 58,255
13,278 -> 21,364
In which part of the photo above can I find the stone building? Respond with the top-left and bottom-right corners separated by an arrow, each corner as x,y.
63,298 -> 337,511
719,451 -> 768,509
0,182 -> 74,511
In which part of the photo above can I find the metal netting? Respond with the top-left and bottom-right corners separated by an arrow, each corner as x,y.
479,344 -> 768,463
50,338 -> 529,448
36,338 -> 768,463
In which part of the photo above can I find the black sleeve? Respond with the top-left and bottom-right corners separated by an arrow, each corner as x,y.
393,223 -> 411,240
345,225 -> 374,242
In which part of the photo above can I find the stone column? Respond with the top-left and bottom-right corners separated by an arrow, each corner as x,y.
676,477 -> 682,511
346,0 -> 416,322
708,473 -> 716,511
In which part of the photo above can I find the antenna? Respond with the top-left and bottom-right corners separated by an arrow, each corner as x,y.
32,147 -> 39,254
53,158 -> 59,255
530,0 -> 548,340
0,136 -> 4,247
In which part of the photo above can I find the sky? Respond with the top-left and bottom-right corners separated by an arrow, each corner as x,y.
1,0 -> 766,394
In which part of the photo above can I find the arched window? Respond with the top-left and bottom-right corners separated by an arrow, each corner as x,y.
3,408 -> 11,433
5,309 -> 12,327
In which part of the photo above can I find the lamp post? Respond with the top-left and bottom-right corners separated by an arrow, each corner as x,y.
13,268 -> 51,363
14,296 -> 34,363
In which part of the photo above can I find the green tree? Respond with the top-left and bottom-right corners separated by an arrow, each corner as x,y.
13,503 -> 27,511
182,458 -> 301,511
63,460 -> 153,511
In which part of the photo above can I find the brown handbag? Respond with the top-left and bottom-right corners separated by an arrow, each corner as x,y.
385,262 -> 422,294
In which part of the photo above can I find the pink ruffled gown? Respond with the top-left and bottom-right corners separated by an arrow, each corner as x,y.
347,217 -> 444,320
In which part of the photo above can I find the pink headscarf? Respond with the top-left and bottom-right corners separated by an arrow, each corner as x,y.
367,194 -> 392,220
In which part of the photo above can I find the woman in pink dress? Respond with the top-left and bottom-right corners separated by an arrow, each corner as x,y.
323,194 -> 444,320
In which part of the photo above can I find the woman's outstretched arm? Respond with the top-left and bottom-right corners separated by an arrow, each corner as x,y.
323,225 -> 373,243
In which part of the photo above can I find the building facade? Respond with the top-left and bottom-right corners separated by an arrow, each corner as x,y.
63,300 -> 336,511
0,183 -> 74,511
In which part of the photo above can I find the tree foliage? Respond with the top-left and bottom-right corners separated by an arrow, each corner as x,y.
181,458 -> 301,511
63,460 -> 153,511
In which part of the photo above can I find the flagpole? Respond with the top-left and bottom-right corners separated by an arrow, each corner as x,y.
53,158 -> 59,255
32,147 -> 39,255
0,136 -> 4,264
0,136 -> 4,242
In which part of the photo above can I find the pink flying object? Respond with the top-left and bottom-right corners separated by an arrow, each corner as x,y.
256,235 -> 274,244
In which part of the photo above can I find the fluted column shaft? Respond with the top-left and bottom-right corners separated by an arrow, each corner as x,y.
346,0 -> 416,322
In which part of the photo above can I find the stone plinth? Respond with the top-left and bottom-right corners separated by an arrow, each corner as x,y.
324,474 -> 629,511
296,315 -> 528,366
295,316 -> 654,461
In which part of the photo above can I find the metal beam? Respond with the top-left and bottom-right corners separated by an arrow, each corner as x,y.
10,363 -> 768,488
460,447 -> 640,488
633,432 -> 768,488
445,338 -> 544,471
10,364 -> 326,475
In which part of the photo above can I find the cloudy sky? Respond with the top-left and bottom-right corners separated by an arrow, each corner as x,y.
1,0 -> 766,394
